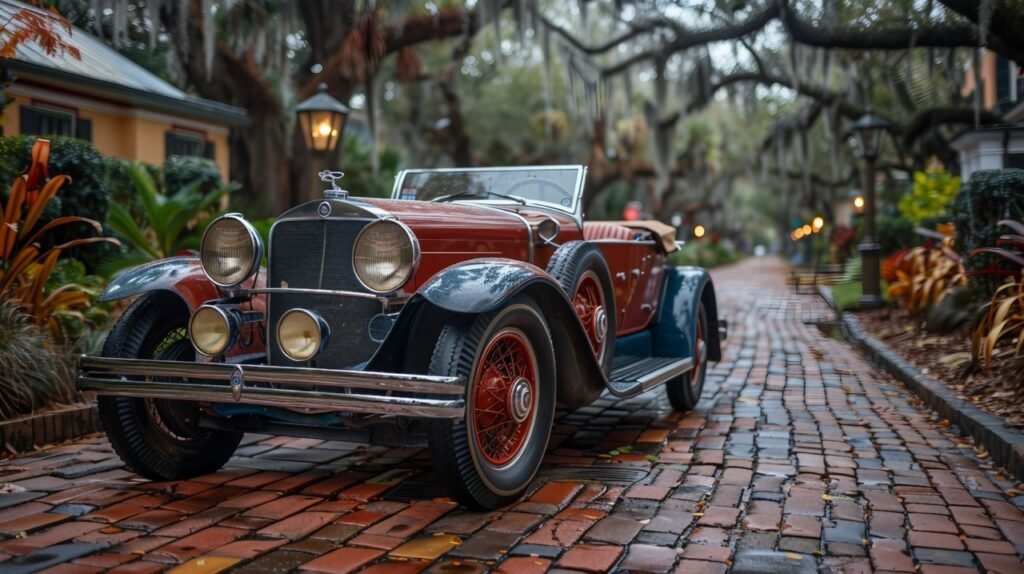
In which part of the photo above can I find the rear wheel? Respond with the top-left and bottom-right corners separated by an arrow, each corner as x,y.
98,292 -> 242,480
666,301 -> 708,412
426,298 -> 556,510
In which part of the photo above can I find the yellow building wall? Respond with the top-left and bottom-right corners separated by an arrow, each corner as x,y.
2,95 -> 232,181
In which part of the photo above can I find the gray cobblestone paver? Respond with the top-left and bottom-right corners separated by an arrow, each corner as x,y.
0,257 -> 1022,572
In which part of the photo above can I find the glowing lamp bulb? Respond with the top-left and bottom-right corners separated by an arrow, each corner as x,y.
853,196 -> 865,209
317,121 -> 333,137
812,216 -> 824,231
693,225 -> 706,239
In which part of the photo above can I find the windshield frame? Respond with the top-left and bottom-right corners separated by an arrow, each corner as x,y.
390,165 -> 587,218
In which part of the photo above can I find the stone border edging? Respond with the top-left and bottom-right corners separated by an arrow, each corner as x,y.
0,402 -> 100,454
840,311 -> 1024,481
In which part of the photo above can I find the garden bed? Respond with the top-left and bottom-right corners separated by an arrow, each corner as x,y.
856,307 -> 1023,428
0,402 -> 100,456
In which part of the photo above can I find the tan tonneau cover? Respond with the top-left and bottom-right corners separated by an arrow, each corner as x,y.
609,220 -> 679,253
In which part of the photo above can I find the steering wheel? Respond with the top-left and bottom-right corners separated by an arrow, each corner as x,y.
505,178 -> 574,206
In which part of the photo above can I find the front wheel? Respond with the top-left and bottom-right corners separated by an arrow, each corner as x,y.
665,301 -> 708,412
426,298 -> 556,510
98,292 -> 242,480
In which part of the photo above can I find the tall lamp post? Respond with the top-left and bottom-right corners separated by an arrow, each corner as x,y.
296,83 -> 349,197
852,111 -> 890,309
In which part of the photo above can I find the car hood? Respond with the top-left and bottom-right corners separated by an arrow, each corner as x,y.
357,197 -> 529,235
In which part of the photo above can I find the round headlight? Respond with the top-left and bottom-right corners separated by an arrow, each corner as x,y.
353,220 -> 418,293
200,215 -> 262,287
278,309 -> 329,362
189,306 -> 233,356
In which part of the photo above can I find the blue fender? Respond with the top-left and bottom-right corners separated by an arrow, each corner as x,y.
652,266 -> 722,362
98,256 -> 220,311
367,259 -> 607,408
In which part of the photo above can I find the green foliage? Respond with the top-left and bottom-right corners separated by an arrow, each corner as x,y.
102,162 -> 231,275
877,214 -> 952,255
163,156 -> 225,196
898,168 -> 960,225
0,301 -> 76,420
877,216 -> 915,255
952,169 -> 1024,298
341,135 -> 402,198
668,241 -> 741,268
0,135 -> 110,270
45,259 -> 111,345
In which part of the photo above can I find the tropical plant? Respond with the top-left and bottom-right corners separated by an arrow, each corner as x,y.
0,301 -> 77,419
0,136 -> 111,271
970,220 -> 1024,368
0,139 -> 117,338
103,162 -> 232,273
887,228 -> 967,315
898,167 -> 960,225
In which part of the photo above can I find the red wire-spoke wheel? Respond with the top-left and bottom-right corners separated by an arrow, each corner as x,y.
426,299 -> 556,510
573,270 -> 608,362
471,329 -> 538,467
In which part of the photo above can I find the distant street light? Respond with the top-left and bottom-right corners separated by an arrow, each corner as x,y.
296,83 -> 349,153
693,225 -> 707,239
853,111 -> 890,309
853,195 -> 865,211
812,216 -> 824,232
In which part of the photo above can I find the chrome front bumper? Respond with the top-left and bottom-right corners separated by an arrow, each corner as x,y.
77,356 -> 465,419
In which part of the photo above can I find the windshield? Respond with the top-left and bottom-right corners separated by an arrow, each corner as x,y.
392,166 -> 584,215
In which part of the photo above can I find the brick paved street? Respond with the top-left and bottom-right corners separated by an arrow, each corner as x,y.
2,257 -> 1023,573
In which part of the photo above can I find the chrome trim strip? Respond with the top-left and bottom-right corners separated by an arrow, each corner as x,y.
606,357 -> 694,398
638,357 -> 694,391
78,356 -> 462,394
238,287 -> 405,303
78,356 -> 466,418
79,378 -> 463,418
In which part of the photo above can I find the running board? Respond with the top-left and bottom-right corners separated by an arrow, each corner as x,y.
606,356 -> 694,398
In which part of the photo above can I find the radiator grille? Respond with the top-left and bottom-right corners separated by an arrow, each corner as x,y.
268,218 -> 380,368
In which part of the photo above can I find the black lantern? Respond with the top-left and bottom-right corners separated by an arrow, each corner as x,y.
852,111 -> 890,161
296,83 -> 349,153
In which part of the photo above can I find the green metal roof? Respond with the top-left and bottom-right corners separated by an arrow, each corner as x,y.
1,0 -> 247,126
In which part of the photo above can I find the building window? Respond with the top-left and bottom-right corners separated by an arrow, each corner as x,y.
166,130 -> 215,160
21,105 -> 74,137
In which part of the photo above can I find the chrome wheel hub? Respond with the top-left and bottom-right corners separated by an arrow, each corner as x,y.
593,307 -> 608,343
509,377 -> 532,423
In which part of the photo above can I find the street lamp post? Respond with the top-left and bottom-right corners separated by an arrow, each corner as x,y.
852,111 -> 890,309
296,83 -> 350,198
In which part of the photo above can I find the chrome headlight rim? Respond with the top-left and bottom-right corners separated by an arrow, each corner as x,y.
351,219 -> 420,294
277,308 -> 330,362
200,214 -> 264,289
188,304 -> 237,357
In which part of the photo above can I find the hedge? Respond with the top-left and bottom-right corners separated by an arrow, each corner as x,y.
951,168 -> 1024,297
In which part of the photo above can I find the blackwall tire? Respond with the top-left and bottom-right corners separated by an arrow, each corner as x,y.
97,292 -> 242,480
546,241 -> 616,375
426,298 -> 556,510
666,301 -> 708,412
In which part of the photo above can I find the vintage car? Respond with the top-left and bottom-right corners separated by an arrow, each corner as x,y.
79,165 -> 725,509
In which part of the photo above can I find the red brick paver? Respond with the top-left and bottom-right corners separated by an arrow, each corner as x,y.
0,257 -> 1022,572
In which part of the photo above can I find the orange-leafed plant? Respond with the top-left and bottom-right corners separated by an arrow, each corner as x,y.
970,220 -> 1024,368
0,139 -> 117,338
887,228 -> 967,315
0,4 -> 80,60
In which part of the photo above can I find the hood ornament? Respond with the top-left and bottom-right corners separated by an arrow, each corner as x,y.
319,170 -> 348,200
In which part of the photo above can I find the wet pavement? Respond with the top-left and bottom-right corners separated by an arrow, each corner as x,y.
1,257 -> 1023,573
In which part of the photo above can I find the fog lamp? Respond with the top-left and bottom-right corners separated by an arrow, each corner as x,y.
189,305 -> 237,357
278,309 -> 330,362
